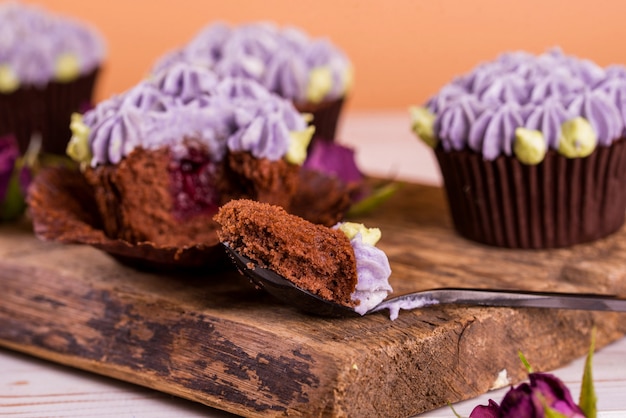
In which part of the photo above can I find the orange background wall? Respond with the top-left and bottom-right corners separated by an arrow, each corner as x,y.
26,0 -> 626,111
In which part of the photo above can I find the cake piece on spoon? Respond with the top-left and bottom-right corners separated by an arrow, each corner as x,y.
215,199 -> 392,315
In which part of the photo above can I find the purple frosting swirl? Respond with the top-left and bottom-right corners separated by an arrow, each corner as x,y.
426,83 -> 467,114
529,73 -> 584,103
524,98 -> 573,149
593,73 -> 626,134
151,22 -> 351,103
349,234 -> 393,315
0,2 -> 105,86
82,62 -> 307,166
184,22 -> 232,68
469,103 -> 524,159
427,48 -> 626,159
152,62 -> 219,103
476,73 -> 529,104
566,89 -> 624,146
435,95 -> 485,152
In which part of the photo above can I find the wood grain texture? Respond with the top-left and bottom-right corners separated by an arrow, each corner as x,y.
2,183 -> 626,417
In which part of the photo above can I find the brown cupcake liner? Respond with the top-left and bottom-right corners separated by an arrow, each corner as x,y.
27,164 -> 353,272
435,138 -> 626,249
42,68 -> 100,155
289,167 -> 354,226
27,165 -> 228,272
0,86 -> 45,153
295,97 -> 345,142
0,68 -> 100,156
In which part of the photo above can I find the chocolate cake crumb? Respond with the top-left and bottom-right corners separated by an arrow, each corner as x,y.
215,199 -> 359,308
83,146 -> 300,247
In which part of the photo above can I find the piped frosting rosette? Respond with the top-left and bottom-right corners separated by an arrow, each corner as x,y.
411,49 -> 626,164
334,222 -> 392,316
67,62 -> 314,168
410,49 -> 626,249
152,22 -> 352,106
151,22 -> 352,142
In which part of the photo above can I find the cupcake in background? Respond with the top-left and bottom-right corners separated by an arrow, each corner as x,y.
151,21 -> 353,143
0,2 -> 105,156
410,48 -> 626,249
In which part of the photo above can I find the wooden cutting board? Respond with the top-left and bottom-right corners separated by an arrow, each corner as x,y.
2,183 -> 626,417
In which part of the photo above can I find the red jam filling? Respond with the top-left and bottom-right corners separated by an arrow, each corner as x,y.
168,146 -> 220,220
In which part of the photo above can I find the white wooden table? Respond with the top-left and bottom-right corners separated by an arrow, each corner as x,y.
2,111 -> 625,417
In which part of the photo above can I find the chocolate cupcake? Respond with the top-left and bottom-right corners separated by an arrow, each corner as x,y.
64,62 -> 315,248
411,49 -> 626,249
151,22 -> 353,142
0,3 -> 104,155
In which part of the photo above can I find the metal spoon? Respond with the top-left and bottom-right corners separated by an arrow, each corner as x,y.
223,244 -> 626,318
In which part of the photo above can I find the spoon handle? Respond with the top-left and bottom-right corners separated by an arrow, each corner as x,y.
374,288 -> 626,313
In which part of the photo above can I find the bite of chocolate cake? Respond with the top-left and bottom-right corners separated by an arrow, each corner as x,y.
215,199 -> 392,314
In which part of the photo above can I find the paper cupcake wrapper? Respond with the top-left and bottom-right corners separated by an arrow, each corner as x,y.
28,163 -> 354,272
0,68 -> 99,156
42,68 -> 100,155
295,97 -> 345,142
28,165 -> 228,272
435,139 -> 626,249
0,87 -> 45,154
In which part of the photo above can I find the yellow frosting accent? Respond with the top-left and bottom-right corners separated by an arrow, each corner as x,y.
558,117 -> 597,158
66,113 -> 92,164
0,65 -> 19,93
409,106 -> 438,148
341,65 -> 354,95
306,66 -> 333,104
338,222 -> 382,246
286,125 -> 315,165
55,53 -> 81,83
301,112 -> 314,123
514,127 -> 547,165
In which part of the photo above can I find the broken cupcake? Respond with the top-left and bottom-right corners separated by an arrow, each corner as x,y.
215,199 -> 392,315
65,62 -> 315,248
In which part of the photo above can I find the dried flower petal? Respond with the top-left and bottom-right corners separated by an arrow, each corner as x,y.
499,382 -> 545,417
0,134 -> 27,220
470,372 -> 587,418
0,134 -> 19,198
470,399 -> 501,418
530,373 -> 585,417
303,139 -> 363,185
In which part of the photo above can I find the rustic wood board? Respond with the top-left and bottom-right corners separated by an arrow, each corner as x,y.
2,183 -> 626,417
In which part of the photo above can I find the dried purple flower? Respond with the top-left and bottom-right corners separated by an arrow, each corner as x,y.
492,373 -> 586,417
0,134 -> 29,220
0,133 -> 51,221
468,332 -> 597,418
